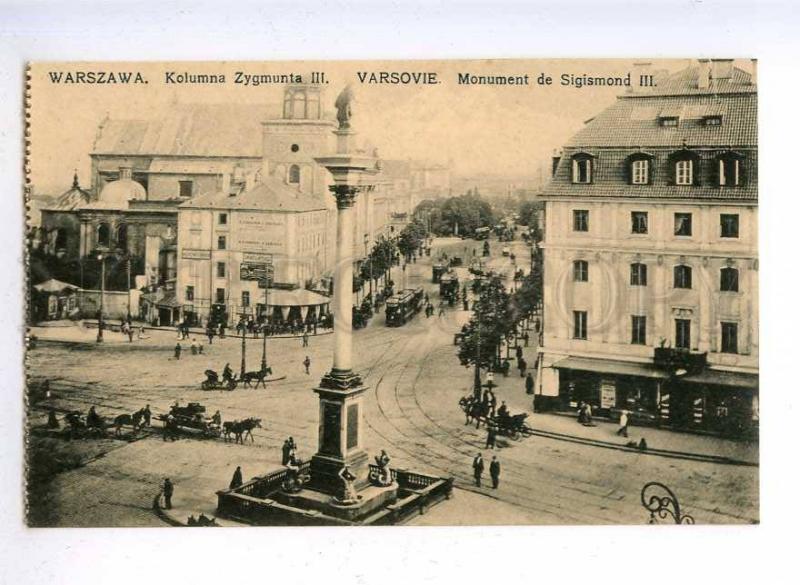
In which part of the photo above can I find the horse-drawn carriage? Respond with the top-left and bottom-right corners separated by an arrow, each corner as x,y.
62,410 -> 108,439
202,369 -> 238,391
158,402 -> 221,438
440,272 -> 460,305
458,396 -> 534,441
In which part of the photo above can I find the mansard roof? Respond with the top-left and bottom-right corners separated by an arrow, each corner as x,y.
179,176 -> 326,213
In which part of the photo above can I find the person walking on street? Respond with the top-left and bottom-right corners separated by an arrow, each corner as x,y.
127,326 -> 134,343
617,410 -> 630,438
489,456 -> 501,489
174,342 -> 181,360
229,466 -> 243,489
191,338 -> 198,355
525,372 -> 534,395
143,404 -> 152,427
518,357 -> 527,378
523,331 -> 530,347
303,355 -> 311,375
472,453 -> 484,487
281,439 -> 291,465
302,332 -> 309,347
485,424 -> 497,450
162,478 -> 174,509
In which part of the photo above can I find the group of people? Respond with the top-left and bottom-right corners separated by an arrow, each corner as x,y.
472,452 -> 501,489
173,338 -> 204,360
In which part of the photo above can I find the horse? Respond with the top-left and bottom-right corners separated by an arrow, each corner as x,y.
234,417 -> 262,444
222,420 -> 236,442
113,409 -> 144,437
242,366 -> 273,389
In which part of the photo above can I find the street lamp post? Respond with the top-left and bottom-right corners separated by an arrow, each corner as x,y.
261,274 -> 271,373
240,315 -> 247,378
96,253 -> 105,343
364,233 -> 373,308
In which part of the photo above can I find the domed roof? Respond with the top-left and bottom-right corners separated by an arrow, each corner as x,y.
88,168 -> 146,210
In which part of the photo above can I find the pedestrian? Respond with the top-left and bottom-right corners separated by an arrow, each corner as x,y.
207,326 -> 214,345
489,456 -> 501,489
485,423 -> 497,450
127,326 -> 134,343
143,404 -> 152,427
229,466 -> 243,489
174,342 -> 181,360
488,390 -> 497,418
472,453 -> 484,487
518,357 -> 527,378
219,323 -> 225,338
515,345 -> 523,360
617,410 -> 630,438
303,355 -> 311,375
47,408 -> 59,429
463,299 -> 469,311
281,439 -> 291,465
523,332 -> 530,347
162,478 -> 174,509
302,332 -> 309,347
191,338 -> 198,355
525,372 -> 534,395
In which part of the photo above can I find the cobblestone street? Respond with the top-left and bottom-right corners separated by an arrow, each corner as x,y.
27,238 -> 758,526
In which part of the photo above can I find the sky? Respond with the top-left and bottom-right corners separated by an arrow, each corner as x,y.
27,58 -> 703,196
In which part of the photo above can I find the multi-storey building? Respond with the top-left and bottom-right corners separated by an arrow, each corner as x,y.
537,59 -> 758,436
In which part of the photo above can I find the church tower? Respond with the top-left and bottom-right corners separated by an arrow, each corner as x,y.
261,83 -> 336,196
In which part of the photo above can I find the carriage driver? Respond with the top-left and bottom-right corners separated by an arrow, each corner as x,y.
222,363 -> 234,384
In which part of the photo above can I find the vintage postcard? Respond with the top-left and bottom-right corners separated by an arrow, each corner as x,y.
25,59 -> 758,527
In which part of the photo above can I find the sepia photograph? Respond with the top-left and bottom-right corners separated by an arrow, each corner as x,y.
24,58 -> 759,528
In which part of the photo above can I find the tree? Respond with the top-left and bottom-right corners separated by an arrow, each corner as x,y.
518,200 -> 544,243
458,276 -> 512,397
412,191 -> 495,238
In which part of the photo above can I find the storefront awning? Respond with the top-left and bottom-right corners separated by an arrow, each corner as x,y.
681,369 -> 759,390
553,356 -> 667,380
265,288 -> 330,308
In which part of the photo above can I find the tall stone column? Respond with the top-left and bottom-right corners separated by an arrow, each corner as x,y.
309,90 -> 377,495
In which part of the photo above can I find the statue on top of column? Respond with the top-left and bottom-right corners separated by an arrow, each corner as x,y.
335,85 -> 354,129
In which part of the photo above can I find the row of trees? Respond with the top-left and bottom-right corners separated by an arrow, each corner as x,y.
414,189 -> 495,238
458,248 -> 544,396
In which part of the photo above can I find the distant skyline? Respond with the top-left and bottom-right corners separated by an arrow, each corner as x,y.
29,59 -> 716,196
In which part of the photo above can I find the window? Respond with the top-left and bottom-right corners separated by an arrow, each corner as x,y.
241,291 -> 250,307
704,115 -> 722,126
573,260 -> 588,282
291,143 -> 300,152
217,235 -> 227,250
721,322 -> 738,354
674,265 -> 692,289
630,263 -> 648,286
571,155 -> 593,184
631,160 -> 649,185
289,164 -> 301,184
674,213 -> 692,236
216,262 -> 226,278
179,180 -> 193,198
185,286 -> 194,301
631,211 -> 648,234
675,319 -> 691,350
720,267 -> 739,292
116,224 -> 128,251
631,315 -> 647,345
720,214 -> 739,238
218,213 -> 228,225
717,154 -> 742,187
215,288 -> 226,304
97,223 -> 110,248
659,116 -> 679,127
675,160 -> 693,185
573,311 -> 588,340
573,210 -> 589,232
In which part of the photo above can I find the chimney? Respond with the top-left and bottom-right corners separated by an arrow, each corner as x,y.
119,165 -> 133,181
750,59 -> 758,85
711,59 -> 734,82
551,150 -> 561,178
697,59 -> 711,90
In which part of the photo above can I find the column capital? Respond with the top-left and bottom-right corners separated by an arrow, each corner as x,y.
329,185 -> 361,209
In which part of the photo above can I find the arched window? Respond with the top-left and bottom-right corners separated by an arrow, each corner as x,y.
626,152 -> 654,185
673,265 -> 692,289
668,149 -> 700,186
571,152 -> 594,184
715,151 -> 744,187
720,267 -> 739,292
289,164 -> 301,184
97,223 -> 110,248
116,224 -> 128,252
573,260 -> 588,282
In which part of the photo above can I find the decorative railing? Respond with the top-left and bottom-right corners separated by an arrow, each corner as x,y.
641,481 -> 695,525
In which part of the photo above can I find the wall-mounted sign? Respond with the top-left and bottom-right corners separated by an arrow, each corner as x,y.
181,249 -> 211,260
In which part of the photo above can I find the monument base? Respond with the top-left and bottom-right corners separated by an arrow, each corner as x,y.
274,482 -> 398,522
308,450 -> 371,495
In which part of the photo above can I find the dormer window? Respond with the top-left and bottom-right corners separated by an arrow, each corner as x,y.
571,153 -> 594,184
626,152 -> 654,185
716,151 -> 744,187
703,115 -> 722,126
668,149 -> 700,186
659,116 -> 679,127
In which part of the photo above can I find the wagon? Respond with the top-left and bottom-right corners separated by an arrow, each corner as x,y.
157,402 -> 221,438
